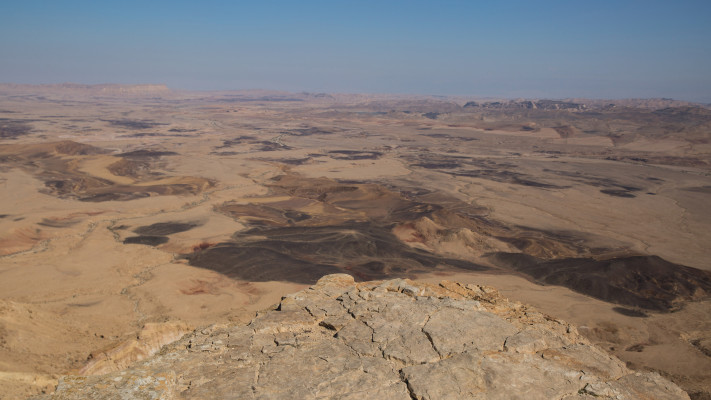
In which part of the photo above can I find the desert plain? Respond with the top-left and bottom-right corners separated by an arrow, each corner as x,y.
0,84 -> 710,399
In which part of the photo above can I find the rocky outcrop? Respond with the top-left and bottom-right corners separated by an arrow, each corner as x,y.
79,321 -> 193,376
38,275 -> 689,399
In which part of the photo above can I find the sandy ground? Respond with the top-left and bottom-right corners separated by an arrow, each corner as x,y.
0,87 -> 710,398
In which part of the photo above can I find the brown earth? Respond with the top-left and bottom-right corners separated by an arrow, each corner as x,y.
0,85 -> 710,399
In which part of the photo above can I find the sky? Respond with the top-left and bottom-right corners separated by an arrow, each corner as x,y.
1,0 -> 710,101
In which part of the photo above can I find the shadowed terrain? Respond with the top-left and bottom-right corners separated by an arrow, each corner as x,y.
186,223 -> 489,283
188,174 -> 711,315
486,253 -> 711,311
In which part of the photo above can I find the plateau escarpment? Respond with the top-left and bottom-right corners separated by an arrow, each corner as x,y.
38,275 -> 689,399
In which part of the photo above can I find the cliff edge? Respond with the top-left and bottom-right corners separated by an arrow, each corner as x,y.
38,274 -> 689,399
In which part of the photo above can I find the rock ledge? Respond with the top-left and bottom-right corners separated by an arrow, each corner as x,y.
38,274 -> 689,399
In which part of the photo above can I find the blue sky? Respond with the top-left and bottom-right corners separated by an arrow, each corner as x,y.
1,1 -> 710,101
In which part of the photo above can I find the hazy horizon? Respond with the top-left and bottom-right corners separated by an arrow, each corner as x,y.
2,81 -> 709,105
2,1 -> 710,102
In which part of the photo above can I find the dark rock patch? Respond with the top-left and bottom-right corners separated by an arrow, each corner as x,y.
168,128 -> 198,133
121,132 -> 190,138
80,192 -> 152,202
0,118 -> 33,138
133,222 -> 200,236
283,210 -> 311,222
106,158 -> 152,179
53,141 -> 109,156
217,202 -> 317,227
486,253 -> 711,311
38,218 -> 81,228
452,169 -> 566,189
612,307 -> 648,318
217,96 -> 304,102
684,186 -> 711,194
118,150 -> 178,158
279,158 -> 311,165
410,155 -> 566,189
216,136 -> 259,149
185,244 -> 342,284
185,223 -> 488,284
0,141 -> 213,203
422,112 -> 440,120
285,127 -> 334,136
552,125 -> 575,138
414,162 -> 461,169
545,170 -> 643,196
123,236 -> 169,246
256,157 -> 312,166
256,141 -> 291,151
421,133 -> 478,141
203,175 -> 513,284
103,119 -> 165,130
600,189 -> 637,198
625,344 -> 646,352
203,175 -> 620,285
327,150 -> 382,160
691,339 -> 711,358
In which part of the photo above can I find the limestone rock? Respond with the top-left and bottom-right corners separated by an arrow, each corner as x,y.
37,274 -> 690,399
79,321 -> 193,376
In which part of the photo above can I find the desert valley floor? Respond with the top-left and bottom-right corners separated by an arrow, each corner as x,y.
1,84 -> 710,398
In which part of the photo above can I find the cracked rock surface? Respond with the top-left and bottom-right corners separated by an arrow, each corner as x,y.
37,274 -> 689,399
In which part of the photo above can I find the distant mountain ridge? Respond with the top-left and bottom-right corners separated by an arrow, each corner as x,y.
0,83 -> 171,98
1,83 -> 707,109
